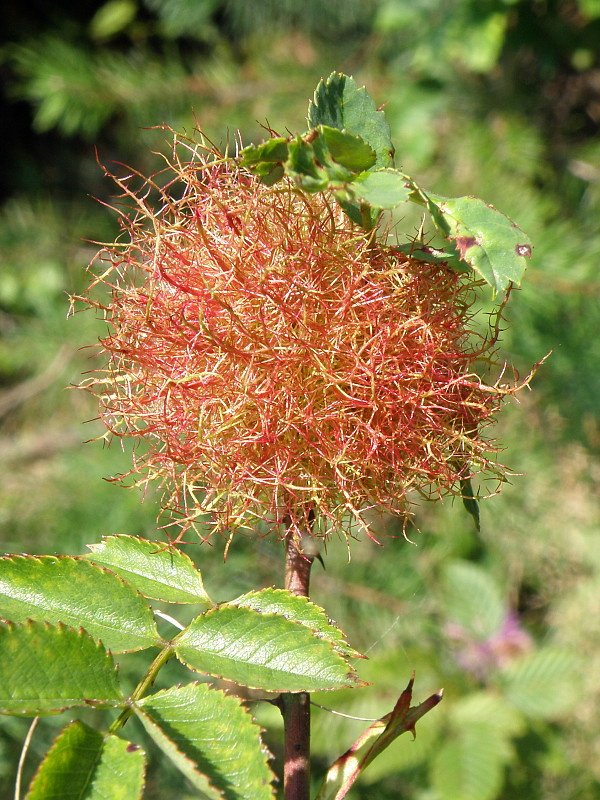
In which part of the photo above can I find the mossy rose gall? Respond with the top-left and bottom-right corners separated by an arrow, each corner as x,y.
76,134 -> 517,543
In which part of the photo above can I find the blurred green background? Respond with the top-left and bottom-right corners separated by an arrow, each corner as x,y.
1,1 -> 599,798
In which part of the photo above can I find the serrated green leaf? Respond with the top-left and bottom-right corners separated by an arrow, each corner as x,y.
315,675 -> 442,800
430,723 -> 510,800
85,535 -> 213,606
308,72 -> 394,170
319,126 -> 376,172
136,683 -> 275,800
136,707 -> 224,800
0,555 -> 162,652
251,162 -> 285,186
0,621 -> 122,716
393,243 -> 469,271
25,721 -> 145,800
500,647 -> 578,718
239,137 -> 289,166
285,136 -> 331,192
441,561 -> 504,640
335,198 -> 380,230
228,588 -> 362,660
174,605 -> 361,692
240,128 -> 374,191
425,193 -> 532,293
312,134 -> 355,182
351,169 -> 411,209
239,138 -> 289,185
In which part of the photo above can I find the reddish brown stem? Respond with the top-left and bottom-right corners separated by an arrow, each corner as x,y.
280,690 -> 311,800
279,534 -> 314,800
285,534 -> 313,598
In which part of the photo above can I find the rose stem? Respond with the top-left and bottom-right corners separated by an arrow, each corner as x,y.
278,529 -> 314,800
